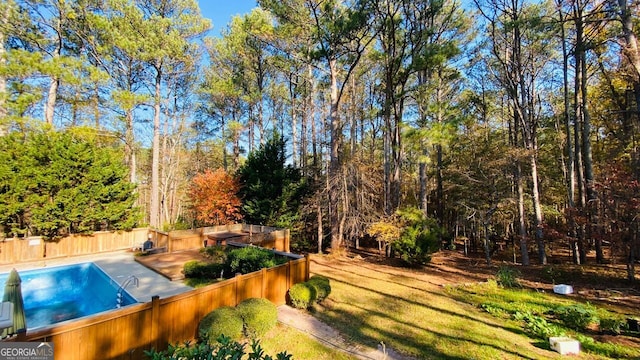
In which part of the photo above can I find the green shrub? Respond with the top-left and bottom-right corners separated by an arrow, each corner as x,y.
495,266 -> 521,288
554,303 -> 598,331
227,246 -> 280,274
308,275 -> 331,302
392,208 -> 441,266
201,245 -> 228,263
513,311 -> 565,339
480,302 -> 509,318
288,282 -> 317,309
236,298 -> 278,337
183,260 -> 224,279
198,306 -> 244,343
145,335 -> 292,360
183,260 -> 202,277
599,316 -> 628,335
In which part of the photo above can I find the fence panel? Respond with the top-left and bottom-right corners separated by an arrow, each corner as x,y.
236,272 -> 263,304
0,238 -> 42,264
265,265 -> 289,305
289,258 -> 308,285
11,254 -> 308,360
168,235 -> 202,252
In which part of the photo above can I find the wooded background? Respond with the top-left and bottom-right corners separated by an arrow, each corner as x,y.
0,0 -> 638,278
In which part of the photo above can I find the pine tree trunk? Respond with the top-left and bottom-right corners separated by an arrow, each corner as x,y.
557,1 -> 579,264
150,64 -> 162,229
126,109 -> 136,184
574,7 -> 587,264
317,204 -> 323,254
329,58 -> 342,251
530,147 -> 546,264
516,162 -> 530,266
290,74 -> 298,167
0,4 -> 7,136
419,160 -> 428,216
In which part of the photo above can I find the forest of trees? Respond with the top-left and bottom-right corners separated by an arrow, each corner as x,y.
0,0 -> 638,279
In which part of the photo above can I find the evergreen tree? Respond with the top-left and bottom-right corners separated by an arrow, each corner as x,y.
0,128 -> 141,239
237,133 -> 307,227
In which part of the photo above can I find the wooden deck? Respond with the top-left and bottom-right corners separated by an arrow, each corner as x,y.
134,249 -> 204,280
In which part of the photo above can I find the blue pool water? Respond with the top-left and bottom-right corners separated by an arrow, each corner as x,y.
0,263 -> 137,330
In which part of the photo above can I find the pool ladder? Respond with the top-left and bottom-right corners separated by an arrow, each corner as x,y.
116,275 -> 139,308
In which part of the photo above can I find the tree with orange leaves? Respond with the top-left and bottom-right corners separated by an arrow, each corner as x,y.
187,169 -> 243,226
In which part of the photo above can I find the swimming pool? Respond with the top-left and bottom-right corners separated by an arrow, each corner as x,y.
0,263 -> 138,330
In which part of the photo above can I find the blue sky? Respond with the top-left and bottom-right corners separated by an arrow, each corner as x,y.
198,1 -> 259,37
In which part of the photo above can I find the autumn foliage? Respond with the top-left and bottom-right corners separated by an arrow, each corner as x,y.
188,169 -> 243,226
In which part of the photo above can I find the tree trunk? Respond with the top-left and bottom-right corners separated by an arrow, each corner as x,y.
516,162 -> 530,266
0,3 -> 7,136
578,23 -> 601,263
150,64 -> 162,229
125,109 -> 137,184
290,74 -> 298,167
317,204 -> 323,254
483,220 -> 491,265
511,105 -> 529,266
573,5 -> 587,264
530,147 -> 546,264
419,159 -> 428,216
45,76 -> 59,125
618,0 -> 640,115
557,0 -> 579,264
44,13 -> 63,126
329,58 -> 342,251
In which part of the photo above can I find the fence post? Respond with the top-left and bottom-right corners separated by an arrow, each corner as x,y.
261,268 -> 267,299
151,295 -> 160,351
235,274 -> 241,306
305,254 -> 310,281
285,229 -> 290,253
287,260 -> 293,290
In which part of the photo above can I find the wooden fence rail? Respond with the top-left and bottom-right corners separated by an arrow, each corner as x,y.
0,225 -> 290,265
14,256 -> 310,360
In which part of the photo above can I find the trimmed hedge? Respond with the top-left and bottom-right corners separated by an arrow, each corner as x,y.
227,246 -> 284,274
183,260 -> 224,279
237,298 -> 278,337
288,282 -> 317,309
308,275 -> 331,302
198,306 -> 244,343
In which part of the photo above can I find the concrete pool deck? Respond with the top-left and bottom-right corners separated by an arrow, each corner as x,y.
0,251 -> 192,302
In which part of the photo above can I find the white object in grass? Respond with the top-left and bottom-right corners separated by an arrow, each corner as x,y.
549,336 -> 580,355
553,284 -> 573,295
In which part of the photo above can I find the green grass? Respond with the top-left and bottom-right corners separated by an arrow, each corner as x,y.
447,280 -> 640,359
308,255 -> 640,360
259,324 -> 358,360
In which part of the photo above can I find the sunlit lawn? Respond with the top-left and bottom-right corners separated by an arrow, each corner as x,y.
305,255 -> 638,360
260,324 -> 358,360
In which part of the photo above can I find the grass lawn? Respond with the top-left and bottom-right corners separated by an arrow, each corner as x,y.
306,254 -> 639,360
260,324 -> 358,360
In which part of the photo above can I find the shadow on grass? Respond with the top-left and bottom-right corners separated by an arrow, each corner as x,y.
310,261 -> 548,359
317,301 -> 540,360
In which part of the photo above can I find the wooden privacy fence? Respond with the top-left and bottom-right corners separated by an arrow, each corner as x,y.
0,229 -> 149,264
16,256 -> 310,360
150,224 -> 290,253
0,224 -> 290,265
